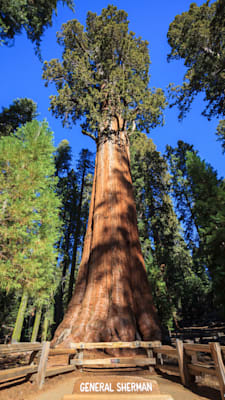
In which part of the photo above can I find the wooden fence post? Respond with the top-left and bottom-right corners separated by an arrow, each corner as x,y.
176,339 -> 191,387
36,341 -> 50,389
146,348 -> 154,372
77,344 -> 84,372
210,342 -> 225,400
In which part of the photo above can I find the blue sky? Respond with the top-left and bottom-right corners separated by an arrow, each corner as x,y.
0,0 -> 224,177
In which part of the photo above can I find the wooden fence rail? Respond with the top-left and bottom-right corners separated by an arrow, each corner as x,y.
152,339 -> 225,400
1,339 -> 225,398
0,340 -> 160,389
0,341 -> 76,389
68,340 -> 159,371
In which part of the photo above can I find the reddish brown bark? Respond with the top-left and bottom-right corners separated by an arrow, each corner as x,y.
52,128 -> 161,347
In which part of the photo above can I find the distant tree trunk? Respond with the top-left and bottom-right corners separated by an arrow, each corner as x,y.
52,128 -> 161,346
31,306 -> 42,342
42,307 -> 53,341
41,314 -> 49,342
12,290 -> 28,343
54,234 -> 72,327
54,174 -> 78,327
68,167 -> 86,303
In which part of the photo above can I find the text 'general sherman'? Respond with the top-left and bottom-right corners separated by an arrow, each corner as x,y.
80,381 -> 153,393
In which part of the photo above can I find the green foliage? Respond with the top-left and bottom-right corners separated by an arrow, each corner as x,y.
0,120 -> 61,304
167,0 -> 225,120
68,148 -> 94,302
130,133 -> 210,327
53,143 -> 94,328
43,5 -> 166,138
0,98 -> 37,137
166,141 -> 225,312
166,141 -> 198,248
185,151 -> 225,311
0,0 -> 74,56
0,289 -> 19,342
216,120 -> 225,154
55,139 -> 72,176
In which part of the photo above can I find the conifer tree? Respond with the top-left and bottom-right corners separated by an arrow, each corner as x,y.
167,0 -> 225,120
43,5 -> 166,345
185,151 -> 225,312
0,120 -> 61,341
0,98 -> 37,137
0,0 -> 74,56
53,144 -> 94,329
166,141 -> 199,250
166,141 -> 224,311
68,149 -> 94,303
53,141 -> 76,328
130,133 -> 209,327
167,0 -> 225,151
216,120 -> 225,154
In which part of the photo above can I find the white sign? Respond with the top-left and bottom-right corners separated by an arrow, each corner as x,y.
80,381 -> 153,393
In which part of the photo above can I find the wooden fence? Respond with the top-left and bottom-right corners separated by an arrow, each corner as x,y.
0,340 -> 159,389
1,339 -> 225,399
153,339 -> 225,400
0,342 -> 75,389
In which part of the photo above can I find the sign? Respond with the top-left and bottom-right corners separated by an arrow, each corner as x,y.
72,376 -> 160,395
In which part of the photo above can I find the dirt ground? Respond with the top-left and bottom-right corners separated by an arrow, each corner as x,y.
0,369 -> 221,400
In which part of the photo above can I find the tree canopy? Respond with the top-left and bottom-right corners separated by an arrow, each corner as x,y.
167,0 -> 225,120
0,98 -> 37,137
43,5 -> 166,140
0,0 -> 74,55
216,120 -> 225,154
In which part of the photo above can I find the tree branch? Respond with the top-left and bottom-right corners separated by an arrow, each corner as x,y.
202,46 -> 220,58
82,129 -> 97,142
127,120 -> 136,136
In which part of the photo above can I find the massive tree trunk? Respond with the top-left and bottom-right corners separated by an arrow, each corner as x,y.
52,128 -> 161,347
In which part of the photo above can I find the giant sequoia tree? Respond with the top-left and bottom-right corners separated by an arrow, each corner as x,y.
43,5 -> 166,345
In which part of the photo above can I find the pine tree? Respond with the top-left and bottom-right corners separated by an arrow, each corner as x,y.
166,141 -> 199,250
185,151 -> 225,312
0,98 -> 37,137
53,141 -> 76,328
43,5 -> 166,345
166,141 -> 224,312
53,144 -> 94,330
68,149 -> 94,303
130,133 -> 209,327
0,120 -> 61,341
